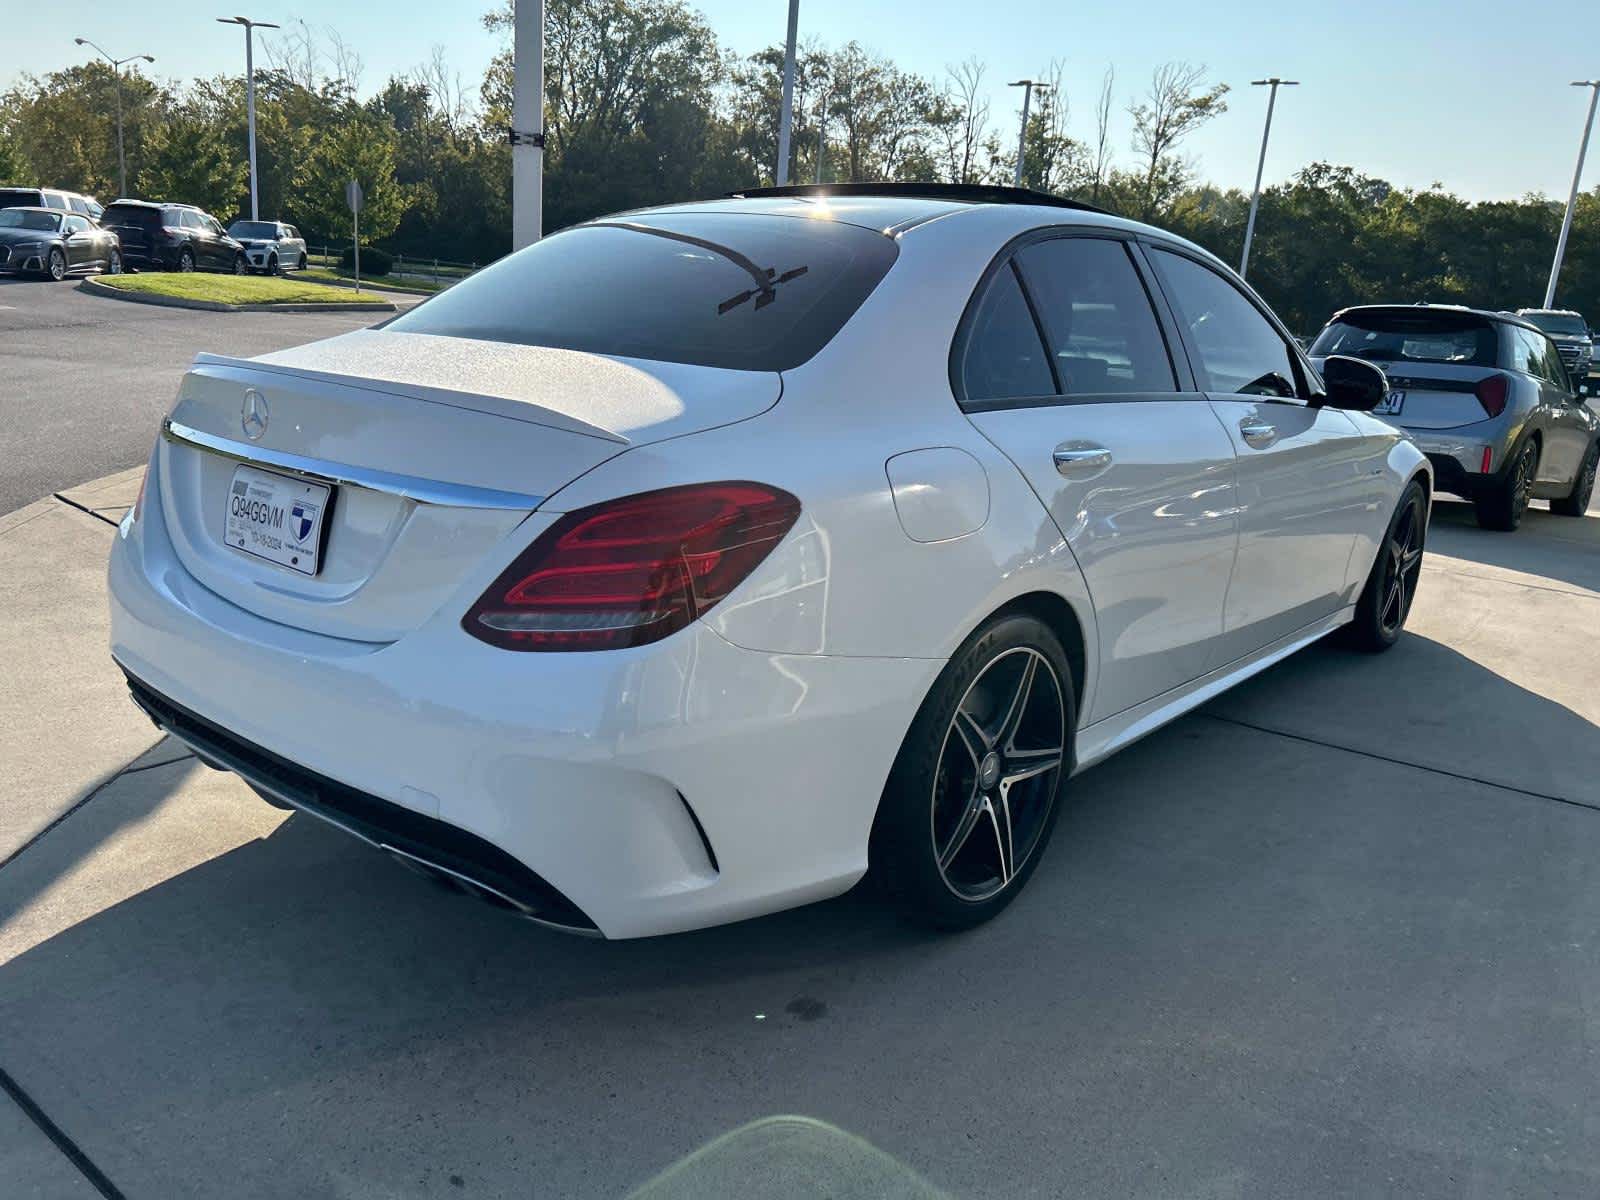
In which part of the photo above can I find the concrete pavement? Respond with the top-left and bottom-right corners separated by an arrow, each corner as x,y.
2,481 -> 1598,1198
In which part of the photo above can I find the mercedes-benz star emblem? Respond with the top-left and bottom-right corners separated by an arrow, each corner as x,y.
241,388 -> 269,440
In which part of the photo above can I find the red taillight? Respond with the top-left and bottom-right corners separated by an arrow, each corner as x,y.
1480,446 -> 1493,473
464,482 -> 802,651
1475,373 -> 1509,418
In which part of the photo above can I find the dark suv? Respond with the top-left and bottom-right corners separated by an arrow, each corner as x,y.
98,201 -> 246,273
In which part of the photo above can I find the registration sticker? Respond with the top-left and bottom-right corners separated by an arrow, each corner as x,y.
225,464 -> 332,576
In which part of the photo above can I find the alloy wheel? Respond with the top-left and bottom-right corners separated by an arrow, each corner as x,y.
178,250 -> 194,272
48,249 -> 65,281
930,647 -> 1066,902
1379,491 -> 1426,637
107,250 -> 122,275
1511,443 -> 1536,522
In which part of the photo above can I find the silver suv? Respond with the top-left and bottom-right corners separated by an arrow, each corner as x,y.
1311,304 -> 1598,529
225,218 -> 307,275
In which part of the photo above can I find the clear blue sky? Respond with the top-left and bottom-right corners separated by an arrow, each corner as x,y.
5,0 -> 1596,202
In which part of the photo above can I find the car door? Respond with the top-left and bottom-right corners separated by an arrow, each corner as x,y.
1145,244 -> 1379,661
958,232 -> 1240,724
199,215 -> 226,268
61,214 -> 94,269
1530,332 -> 1588,484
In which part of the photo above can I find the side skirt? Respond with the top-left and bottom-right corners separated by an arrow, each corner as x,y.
1072,606 -> 1356,773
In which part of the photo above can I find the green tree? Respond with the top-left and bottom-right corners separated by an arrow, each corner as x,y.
294,110 -> 408,244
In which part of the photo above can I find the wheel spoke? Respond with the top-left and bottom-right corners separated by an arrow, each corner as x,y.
996,654 -> 1038,752
985,795 -> 1015,884
1001,754 -> 1062,787
938,786 -> 986,871
1381,577 -> 1403,626
951,706 -> 989,765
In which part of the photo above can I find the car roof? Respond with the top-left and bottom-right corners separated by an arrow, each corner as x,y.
1328,303 -> 1548,336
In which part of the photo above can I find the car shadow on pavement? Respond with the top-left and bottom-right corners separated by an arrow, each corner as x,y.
1425,498 -> 1600,595
4,623 -> 1600,1197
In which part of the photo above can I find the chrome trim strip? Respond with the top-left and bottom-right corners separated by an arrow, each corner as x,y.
162,418 -> 545,511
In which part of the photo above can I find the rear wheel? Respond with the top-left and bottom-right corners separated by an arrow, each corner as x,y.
1475,439 -> 1537,530
1344,479 -> 1427,653
177,247 -> 195,273
297,253 -> 307,271
871,613 -> 1073,929
1550,441 -> 1597,517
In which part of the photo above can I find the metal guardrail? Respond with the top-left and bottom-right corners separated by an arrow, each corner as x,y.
308,246 -> 479,286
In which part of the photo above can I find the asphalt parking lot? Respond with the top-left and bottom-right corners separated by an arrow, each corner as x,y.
0,277 -> 392,516
3,316 -> 1599,1197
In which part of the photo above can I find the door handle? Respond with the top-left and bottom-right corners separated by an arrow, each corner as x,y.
1239,419 -> 1277,447
1053,442 -> 1113,478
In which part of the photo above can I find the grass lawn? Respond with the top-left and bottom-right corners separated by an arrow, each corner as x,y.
96,273 -> 387,306
299,267 -> 443,295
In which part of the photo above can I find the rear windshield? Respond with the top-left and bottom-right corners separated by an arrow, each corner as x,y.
1311,311 -> 1498,367
1522,312 -> 1587,336
101,204 -> 161,227
0,190 -> 44,210
229,221 -> 278,238
386,213 -> 899,371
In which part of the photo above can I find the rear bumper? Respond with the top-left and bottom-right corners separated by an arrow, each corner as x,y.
107,451 -> 938,938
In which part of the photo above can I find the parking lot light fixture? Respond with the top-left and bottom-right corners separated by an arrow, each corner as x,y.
216,17 -> 281,222
73,38 -> 154,201
1239,77 -> 1299,280
1008,80 -> 1053,189
1544,81 -> 1600,309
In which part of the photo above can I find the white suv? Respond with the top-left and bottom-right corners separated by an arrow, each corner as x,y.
225,219 -> 307,274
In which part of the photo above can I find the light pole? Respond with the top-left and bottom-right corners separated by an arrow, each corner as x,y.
1008,80 -> 1051,188
511,0 -> 545,249
775,0 -> 800,184
1239,77 -> 1298,280
73,39 -> 154,200
217,17 -> 280,221
1544,80 -> 1600,309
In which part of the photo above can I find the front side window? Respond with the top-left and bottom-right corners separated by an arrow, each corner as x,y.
1153,248 -> 1300,398
959,265 -> 1055,403
68,196 -> 91,215
388,213 -> 899,372
1016,238 -> 1176,394
64,215 -> 89,233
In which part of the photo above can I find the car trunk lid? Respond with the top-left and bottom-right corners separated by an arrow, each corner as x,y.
156,329 -> 781,642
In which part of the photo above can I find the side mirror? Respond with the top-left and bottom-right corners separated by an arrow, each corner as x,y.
1319,354 -> 1389,412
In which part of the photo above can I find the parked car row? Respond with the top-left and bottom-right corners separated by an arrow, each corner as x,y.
0,184 -> 308,280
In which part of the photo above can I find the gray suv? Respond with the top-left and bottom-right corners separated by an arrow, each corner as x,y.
1516,308 -> 1594,380
1311,304 -> 1598,529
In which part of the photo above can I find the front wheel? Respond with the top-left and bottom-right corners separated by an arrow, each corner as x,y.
45,247 -> 67,281
105,248 -> 123,275
1475,439 -> 1537,531
1343,479 -> 1427,652
1550,441 -> 1597,517
871,613 -> 1074,929
232,254 -> 248,275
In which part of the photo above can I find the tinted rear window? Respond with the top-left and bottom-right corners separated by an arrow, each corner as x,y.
0,190 -> 44,210
387,213 -> 899,371
102,204 -> 161,228
1311,311 -> 1497,367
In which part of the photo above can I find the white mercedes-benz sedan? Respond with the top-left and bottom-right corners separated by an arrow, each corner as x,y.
108,183 -> 1429,938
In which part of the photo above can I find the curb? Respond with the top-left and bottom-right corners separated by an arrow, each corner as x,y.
296,273 -> 447,298
77,277 -> 396,314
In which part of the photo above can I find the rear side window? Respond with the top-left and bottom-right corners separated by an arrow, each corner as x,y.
42,192 -> 68,210
1016,238 -> 1176,394
959,265 -> 1055,403
1151,249 -> 1299,398
1311,311 -> 1498,367
387,213 -> 899,372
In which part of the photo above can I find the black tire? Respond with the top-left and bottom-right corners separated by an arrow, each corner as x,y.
105,248 -> 122,275
267,253 -> 279,276
297,253 -> 307,271
177,247 -> 195,273
45,247 -> 67,281
1550,441 -> 1597,517
870,612 -> 1075,930
1344,479 -> 1428,652
1474,438 -> 1538,530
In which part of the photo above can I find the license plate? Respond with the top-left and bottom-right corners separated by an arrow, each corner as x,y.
225,464 -> 332,576
1374,389 -> 1405,416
